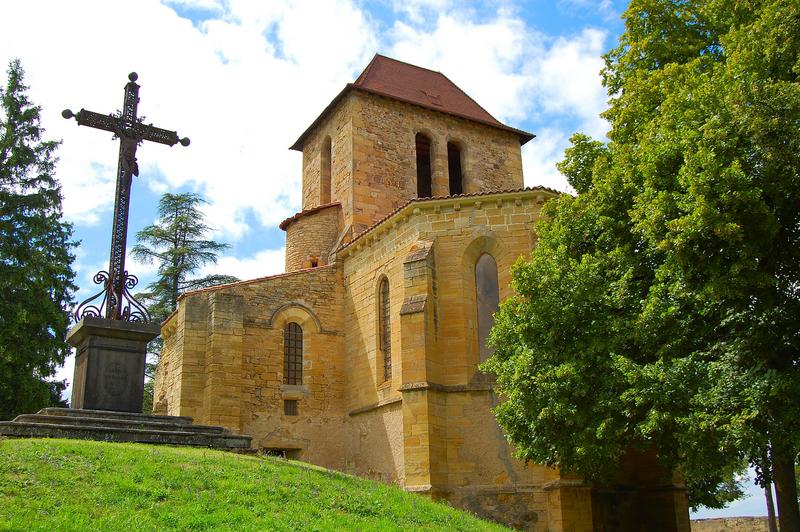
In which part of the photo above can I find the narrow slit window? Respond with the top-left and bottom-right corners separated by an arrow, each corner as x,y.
283,322 -> 303,385
475,254 -> 500,363
320,136 -> 332,204
379,278 -> 392,381
415,133 -> 432,198
284,399 -> 298,416
447,142 -> 463,195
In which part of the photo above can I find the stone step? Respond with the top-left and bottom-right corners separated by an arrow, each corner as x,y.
12,414 -> 229,435
38,407 -> 194,426
0,420 -> 251,449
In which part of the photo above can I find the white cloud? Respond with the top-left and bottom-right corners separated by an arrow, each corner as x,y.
2,0 -> 609,266
201,246 -> 286,281
165,0 -> 224,11
389,9 -> 542,124
390,0 -> 456,24
1,0 -> 610,241
529,28 -> 610,139
522,127 -> 572,192
387,13 -> 608,191
54,353 -> 75,403
0,0 -> 376,242
558,0 -> 619,23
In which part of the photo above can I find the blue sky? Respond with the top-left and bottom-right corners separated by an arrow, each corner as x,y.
0,0 -> 772,519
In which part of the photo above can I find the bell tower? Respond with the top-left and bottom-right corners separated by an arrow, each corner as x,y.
282,54 -> 534,269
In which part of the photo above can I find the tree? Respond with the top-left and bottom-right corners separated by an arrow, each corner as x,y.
485,0 -> 800,527
132,192 -> 236,411
0,59 -> 76,420
132,192 -> 237,322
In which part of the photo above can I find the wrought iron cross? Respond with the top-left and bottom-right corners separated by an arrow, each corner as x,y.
64,72 -> 189,322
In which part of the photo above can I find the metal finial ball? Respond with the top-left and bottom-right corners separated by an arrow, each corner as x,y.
62,109 -> 74,119
128,72 -> 138,82
179,137 -> 190,147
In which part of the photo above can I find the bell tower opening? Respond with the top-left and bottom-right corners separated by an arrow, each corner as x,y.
415,133 -> 432,198
447,141 -> 463,195
320,136 -> 332,205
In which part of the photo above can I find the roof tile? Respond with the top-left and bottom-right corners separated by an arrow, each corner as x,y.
290,54 -> 534,150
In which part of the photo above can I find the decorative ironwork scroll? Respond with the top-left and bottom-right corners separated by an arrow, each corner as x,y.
64,72 -> 190,322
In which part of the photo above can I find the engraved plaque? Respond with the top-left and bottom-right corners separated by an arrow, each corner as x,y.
103,361 -> 128,397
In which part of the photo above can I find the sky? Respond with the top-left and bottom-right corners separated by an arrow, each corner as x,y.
0,0 -> 773,519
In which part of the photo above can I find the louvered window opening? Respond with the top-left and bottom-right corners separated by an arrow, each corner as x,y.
284,322 -> 303,385
380,279 -> 392,381
415,133 -> 432,198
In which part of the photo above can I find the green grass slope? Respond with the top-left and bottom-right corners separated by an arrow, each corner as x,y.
0,438 -> 508,531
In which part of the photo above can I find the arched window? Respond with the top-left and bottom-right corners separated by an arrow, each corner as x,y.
283,322 -> 303,385
475,254 -> 499,362
379,278 -> 392,381
320,136 -> 332,205
415,133 -> 432,198
447,142 -> 463,195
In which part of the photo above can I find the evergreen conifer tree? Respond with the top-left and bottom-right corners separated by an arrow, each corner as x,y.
0,59 -> 76,420
132,192 -> 237,322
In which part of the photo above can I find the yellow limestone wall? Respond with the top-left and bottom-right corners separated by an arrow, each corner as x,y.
155,265 -> 348,470
283,203 -> 342,272
339,189 -> 569,530
299,91 -> 524,235
300,97 -> 354,214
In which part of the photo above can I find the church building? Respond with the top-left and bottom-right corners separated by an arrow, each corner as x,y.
153,54 -> 689,531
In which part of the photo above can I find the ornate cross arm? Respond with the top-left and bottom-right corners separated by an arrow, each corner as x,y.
135,123 -> 190,147
62,109 -> 118,134
61,111 -> 190,147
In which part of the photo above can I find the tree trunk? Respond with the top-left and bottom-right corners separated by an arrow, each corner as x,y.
765,480 -> 778,532
772,445 -> 800,531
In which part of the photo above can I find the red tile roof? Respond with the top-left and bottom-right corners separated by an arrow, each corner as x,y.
290,54 -> 534,151
279,202 -> 340,231
335,186 -> 562,254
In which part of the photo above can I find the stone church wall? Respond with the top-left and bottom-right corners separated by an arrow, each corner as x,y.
155,265 -> 348,470
345,401 -> 405,485
283,203 -> 342,271
348,91 -> 525,232
301,96 -> 354,216
298,90 -> 525,237
415,191 -> 557,530
339,209 -> 420,412
336,189 -> 566,529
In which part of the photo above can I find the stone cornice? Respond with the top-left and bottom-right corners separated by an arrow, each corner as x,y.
334,187 -> 560,259
347,396 -> 402,417
398,381 -> 495,393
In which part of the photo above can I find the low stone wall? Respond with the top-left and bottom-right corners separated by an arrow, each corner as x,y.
691,517 -> 774,532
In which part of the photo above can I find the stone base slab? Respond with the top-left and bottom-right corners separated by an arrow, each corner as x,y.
0,407 -> 251,449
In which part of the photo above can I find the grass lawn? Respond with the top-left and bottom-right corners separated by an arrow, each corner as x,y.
0,438 -> 508,531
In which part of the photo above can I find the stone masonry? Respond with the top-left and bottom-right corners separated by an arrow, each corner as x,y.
153,54 -> 690,531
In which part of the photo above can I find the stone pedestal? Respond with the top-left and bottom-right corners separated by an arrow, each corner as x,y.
66,317 -> 160,413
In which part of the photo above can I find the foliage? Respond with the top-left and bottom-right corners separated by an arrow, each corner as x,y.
0,60 -> 75,420
132,192 -> 236,323
485,0 -> 800,516
0,439 -> 507,531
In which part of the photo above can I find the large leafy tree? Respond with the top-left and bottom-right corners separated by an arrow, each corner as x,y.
132,192 -> 236,412
485,0 -> 800,527
0,60 -> 76,419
